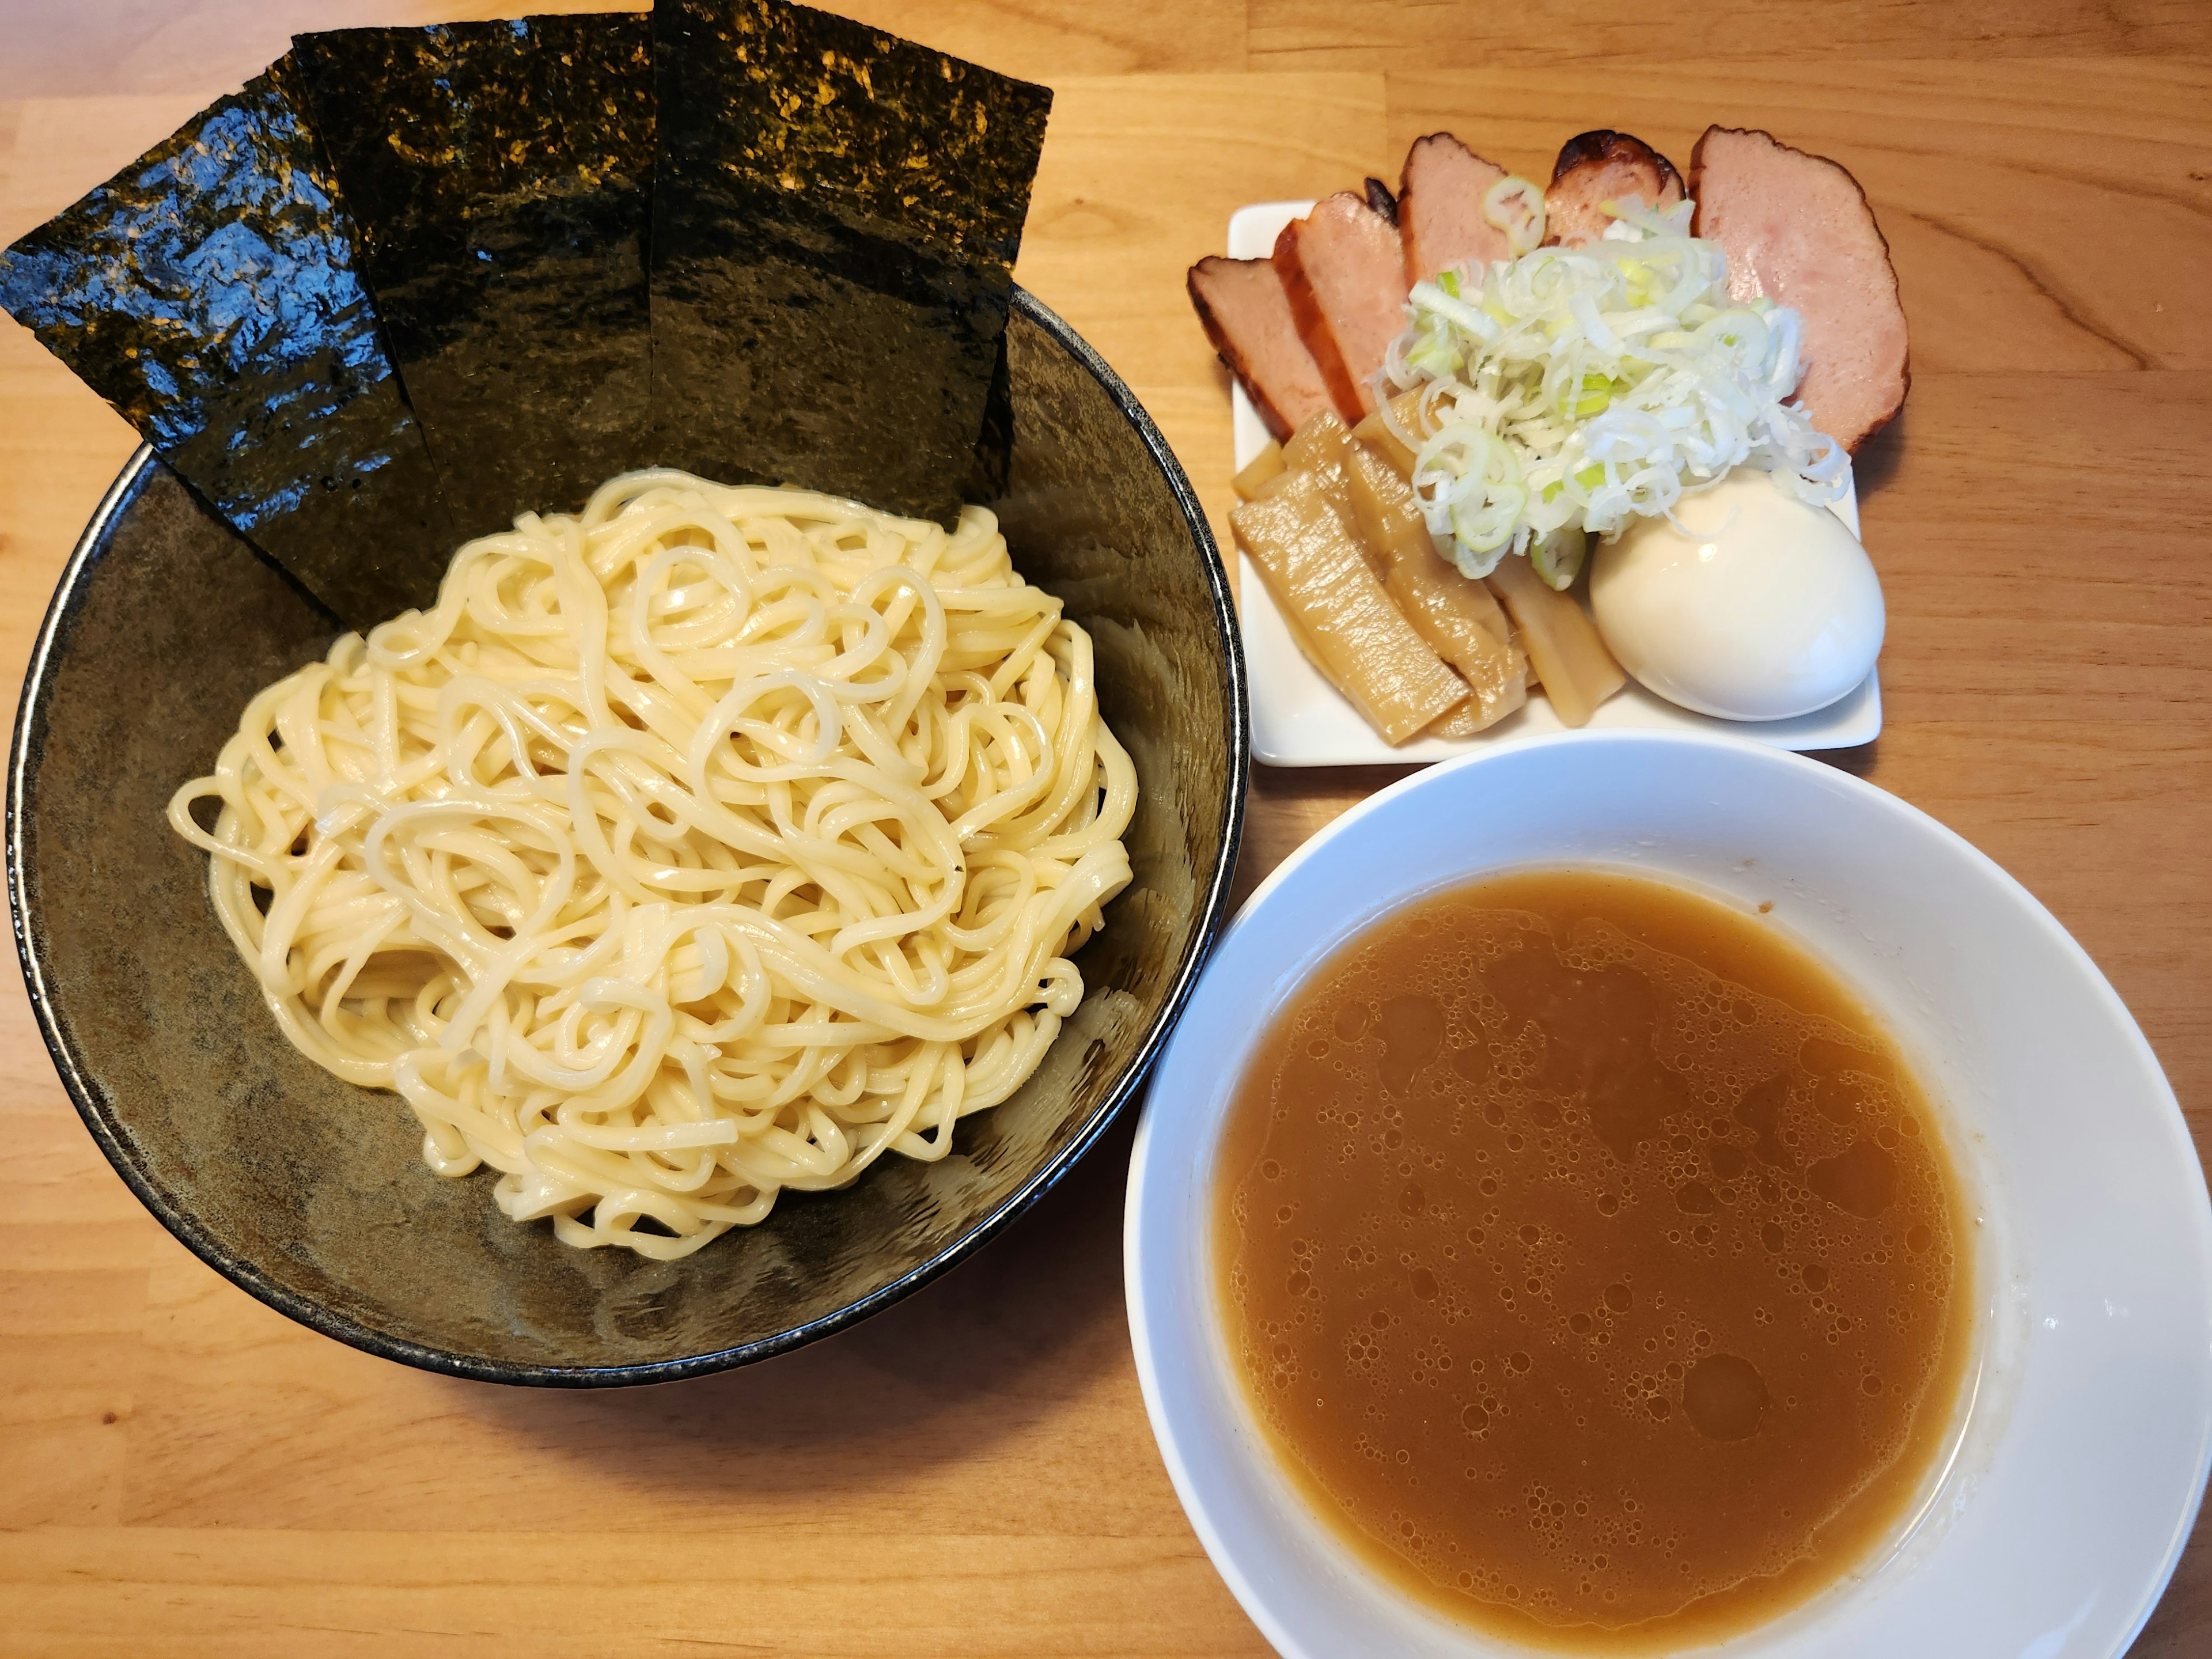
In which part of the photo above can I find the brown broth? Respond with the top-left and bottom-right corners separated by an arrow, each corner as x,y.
1213,869 -> 1972,1651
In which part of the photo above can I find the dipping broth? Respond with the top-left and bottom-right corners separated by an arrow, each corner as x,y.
1214,869 -> 1972,1650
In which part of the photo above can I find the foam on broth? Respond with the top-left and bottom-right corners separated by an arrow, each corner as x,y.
1213,869 -> 1973,1650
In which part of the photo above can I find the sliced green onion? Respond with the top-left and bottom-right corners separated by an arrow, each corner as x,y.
1451,485 -> 1525,556
1482,176 -> 1548,258
1569,374 -> 1616,418
1528,527 -> 1588,590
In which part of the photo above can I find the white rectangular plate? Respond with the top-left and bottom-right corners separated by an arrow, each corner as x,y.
1226,200 -> 1882,768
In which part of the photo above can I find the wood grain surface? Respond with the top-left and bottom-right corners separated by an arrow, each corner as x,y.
1,3 -> 2207,1654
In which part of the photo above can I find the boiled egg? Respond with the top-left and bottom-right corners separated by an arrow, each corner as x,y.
1589,469 -> 1884,721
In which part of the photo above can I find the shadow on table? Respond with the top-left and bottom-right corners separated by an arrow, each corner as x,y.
1852,407 -> 1907,500
1810,738 -> 1879,777
456,1096 -> 1144,1492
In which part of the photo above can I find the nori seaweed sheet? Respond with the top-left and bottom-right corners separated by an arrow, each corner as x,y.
0,56 -> 453,628
290,14 -> 656,539
650,0 -> 1052,522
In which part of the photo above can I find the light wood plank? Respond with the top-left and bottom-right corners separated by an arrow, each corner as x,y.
834,1 -> 1248,79
0,1528 -> 1268,1658
1251,0 -> 2212,71
0,8 -> 2208,1656
1018,73 -> 1389,389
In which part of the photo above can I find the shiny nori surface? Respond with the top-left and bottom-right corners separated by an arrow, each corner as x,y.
650,0 -> 1051,522
291,16 -> 656,539
0,56 -> 450,628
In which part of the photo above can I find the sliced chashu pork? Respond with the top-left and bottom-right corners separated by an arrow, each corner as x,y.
1545,130 -> 1684,248
1690,126 -> 1908,454
1273,192 -> 1410,421
1187,256 -> 1336,441
1397,132 -> 1513,287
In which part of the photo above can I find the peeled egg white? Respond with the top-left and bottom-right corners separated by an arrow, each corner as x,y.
1589,471 -> 1885,722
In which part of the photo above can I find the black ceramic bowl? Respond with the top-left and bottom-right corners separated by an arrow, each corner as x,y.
7,289 -> 1246,1385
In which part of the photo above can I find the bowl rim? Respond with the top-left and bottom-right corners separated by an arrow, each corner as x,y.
1124,726 -> 2212,1658
8,283 -> 1251,1388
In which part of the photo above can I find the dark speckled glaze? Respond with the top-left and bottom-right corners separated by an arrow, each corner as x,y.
7,288 -> 1248,1387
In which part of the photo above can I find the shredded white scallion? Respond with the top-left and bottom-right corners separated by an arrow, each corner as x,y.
1385,198 -> 1850,587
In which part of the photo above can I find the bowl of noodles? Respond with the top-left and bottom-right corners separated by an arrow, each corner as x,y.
7,286 -> 1246,1384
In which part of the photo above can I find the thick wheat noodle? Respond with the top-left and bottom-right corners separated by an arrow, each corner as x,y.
168,470 -> 1138,1260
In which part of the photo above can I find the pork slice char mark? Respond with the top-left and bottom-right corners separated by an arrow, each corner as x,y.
1545,130 -> 1684,248
1186,255 -> 1335,441
1397,132 -> 1512,289
1272,191 -> 1411,422
1690,125 -> 1908,454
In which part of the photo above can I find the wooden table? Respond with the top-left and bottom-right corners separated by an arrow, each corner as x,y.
1,3 -> 2206,1653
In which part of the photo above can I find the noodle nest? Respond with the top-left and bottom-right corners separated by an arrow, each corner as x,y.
170,471 -> 1137,1259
